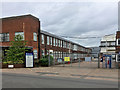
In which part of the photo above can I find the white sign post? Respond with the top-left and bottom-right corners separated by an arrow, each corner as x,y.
25,53 -> 34,68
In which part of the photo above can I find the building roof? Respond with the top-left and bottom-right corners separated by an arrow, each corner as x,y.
41,30 -> 89,49
0,14 -> 39,21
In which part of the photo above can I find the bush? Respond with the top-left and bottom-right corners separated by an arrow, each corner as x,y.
3,60 -> 24,64
40,55 -> 53,66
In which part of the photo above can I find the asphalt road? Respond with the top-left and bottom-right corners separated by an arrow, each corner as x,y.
2,72 -> 118,88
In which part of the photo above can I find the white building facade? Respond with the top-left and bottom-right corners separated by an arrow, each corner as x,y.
100,34 -> 116,61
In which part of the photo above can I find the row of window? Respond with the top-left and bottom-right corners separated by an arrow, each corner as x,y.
101,42 -> 116,46
0,32 -> 37,42
0,32 -> 91,52
41,49 -> 89,59
41,34 -> 91,52
42,34 -> 64,48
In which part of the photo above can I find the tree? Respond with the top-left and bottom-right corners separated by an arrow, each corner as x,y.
5,34 -> 27,64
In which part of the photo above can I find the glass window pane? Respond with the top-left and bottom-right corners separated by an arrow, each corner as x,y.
0,33 -> 9,42
42,34 -> 44,44
15,32 -> 24,40
47,36 -> 49,45
33,32 -> 37,41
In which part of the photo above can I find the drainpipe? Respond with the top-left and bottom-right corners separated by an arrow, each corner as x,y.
38,21 -> 41,60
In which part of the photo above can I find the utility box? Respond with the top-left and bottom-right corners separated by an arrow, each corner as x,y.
85,57 -> 91,62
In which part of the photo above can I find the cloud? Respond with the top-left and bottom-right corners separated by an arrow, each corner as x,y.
1,2 -> 118,47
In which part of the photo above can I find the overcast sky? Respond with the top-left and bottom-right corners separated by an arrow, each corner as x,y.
1,1 -> 118,47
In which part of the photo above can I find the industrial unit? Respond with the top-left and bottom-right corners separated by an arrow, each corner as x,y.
0,14 -> 91,63
99,34 -> 116,61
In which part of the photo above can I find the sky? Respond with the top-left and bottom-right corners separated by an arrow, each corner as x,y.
1,0 -> 118,47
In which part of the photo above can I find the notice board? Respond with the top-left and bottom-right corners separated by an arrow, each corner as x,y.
25,53 -> 34,67
64,57 -> 70,62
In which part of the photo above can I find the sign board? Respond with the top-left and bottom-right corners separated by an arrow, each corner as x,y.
85,57 -> 91,62
64,57 -> 70,62
25,53 -> 34,67
57,58 -> 62,63
8,65 -> 14,68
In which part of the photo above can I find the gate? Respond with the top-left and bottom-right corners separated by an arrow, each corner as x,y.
48,53 -> 98,69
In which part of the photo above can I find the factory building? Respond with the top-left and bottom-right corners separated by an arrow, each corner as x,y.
0,14 -> 91,64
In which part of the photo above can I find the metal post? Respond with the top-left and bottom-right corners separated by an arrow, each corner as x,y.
79,58 -> 80,68
53,52 -> 55,66
102,57 -> 104,68
71,57 -> 72,67
105,56 -> 107,68
63,56 -> 65,67
54,58 -> 55,66
109,56 -> 111,69
48,55 -> 50,66
98,54 -> 100,68
63,59 -> 65,67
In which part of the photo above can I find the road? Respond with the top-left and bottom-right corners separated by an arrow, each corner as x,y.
2,72 -> 118,88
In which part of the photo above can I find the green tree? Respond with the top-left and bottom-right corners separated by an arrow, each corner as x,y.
5,34 -> 27,64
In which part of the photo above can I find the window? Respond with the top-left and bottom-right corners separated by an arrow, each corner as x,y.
110,42 -> 115,46
67,43 -> 69,49
42,49 -> 45,56
58,39 -> 59,46
50,37 -> 52,45
61,41 -> 62,47
64,42 -> 66,48
56,39 -> 58,46
118,39 -> 120,45
59,40 -> 60,47
33,50 -> 37,59
33,32 -> 37,41
73,45 -> 77,51
42,34 -> 44,44
47,50 -> 49,55
61,52 -> 62,58
15,32 -> 24,40
54,38 -> 55,46
53,51 -> 55,59
63,41 -> 64,48
0,33 -> 9,42
47,36 -> 49,45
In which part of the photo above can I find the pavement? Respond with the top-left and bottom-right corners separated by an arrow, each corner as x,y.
2,61 -> 118,82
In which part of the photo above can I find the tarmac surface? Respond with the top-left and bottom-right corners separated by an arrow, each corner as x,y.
2,72 -> 118,88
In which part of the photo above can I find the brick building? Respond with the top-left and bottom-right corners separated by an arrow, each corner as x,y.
116,31 -> 120,62
0,14 -> 91,63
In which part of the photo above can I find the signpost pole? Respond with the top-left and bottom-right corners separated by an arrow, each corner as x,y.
70,55 -> 72,67
79,58 -> 80,68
